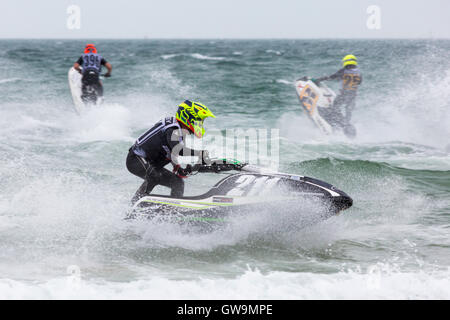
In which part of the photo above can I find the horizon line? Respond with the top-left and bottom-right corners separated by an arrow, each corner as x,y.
0,37 -> 448,41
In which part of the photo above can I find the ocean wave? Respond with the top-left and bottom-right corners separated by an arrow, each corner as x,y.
292,157 -> 450,179
1,266 -> 449,299
160,54 -> 180,60
160,53 -> 227,61
0,78 -> 21,84
266,49 -> 283,56
0,39 -> 449,299
190,53 -> 226,61
276,79 -> 293,85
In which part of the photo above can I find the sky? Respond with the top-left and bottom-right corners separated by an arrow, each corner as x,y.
1,0 -> 449,39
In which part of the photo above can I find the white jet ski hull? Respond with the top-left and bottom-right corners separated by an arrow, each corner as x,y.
68,67 -> 103,114
295,79 -> 336,135
295,78 -> 357,138
68,67 -> 85,114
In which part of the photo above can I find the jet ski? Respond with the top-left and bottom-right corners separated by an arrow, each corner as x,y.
127,159 -> 353,227
295,77 -> 356,138
68,67 -> 105,114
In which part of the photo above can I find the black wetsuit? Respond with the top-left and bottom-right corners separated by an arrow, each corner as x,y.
126,117 -> 204,202
318,65 -> 362,127
76,54 -> 108,103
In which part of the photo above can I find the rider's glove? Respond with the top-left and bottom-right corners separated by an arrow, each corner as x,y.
174,164 -> 192,178
104,73 -> 111,78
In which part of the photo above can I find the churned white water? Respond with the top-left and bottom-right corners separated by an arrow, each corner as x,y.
0,39 -> 449,299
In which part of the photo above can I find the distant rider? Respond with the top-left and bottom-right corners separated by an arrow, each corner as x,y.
73,44 -> 112,103
126,100 -> 215,203
313,54 -> 362,126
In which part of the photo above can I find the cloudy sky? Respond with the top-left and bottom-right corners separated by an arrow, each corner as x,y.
1,0 -> 449,39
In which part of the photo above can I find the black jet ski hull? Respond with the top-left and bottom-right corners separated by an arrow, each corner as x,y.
127,171 -> 353,227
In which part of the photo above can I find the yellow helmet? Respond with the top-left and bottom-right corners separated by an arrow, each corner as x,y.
176,100 -> 215,138
342,54 -> 358,67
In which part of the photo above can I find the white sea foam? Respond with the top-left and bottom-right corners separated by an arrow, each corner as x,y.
68,103 -> 134,143
190,53 -> 226,61
1,40 -> 449,301
1,266 -> 449,299
161,53 -> 226,61
266,50 -> 282,56
161,54 -> 180,60
353,67 -> 450,149
276,79 -> 293,85
0,78 -> 21,84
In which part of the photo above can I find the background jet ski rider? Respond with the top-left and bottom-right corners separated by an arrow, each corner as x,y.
73,44 -> 112,103
126,100 -> 215,203
312,54 -> 362,130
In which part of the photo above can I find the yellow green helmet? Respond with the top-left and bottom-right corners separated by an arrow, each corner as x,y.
176,100 -> 215,138
342,54 -> 358,67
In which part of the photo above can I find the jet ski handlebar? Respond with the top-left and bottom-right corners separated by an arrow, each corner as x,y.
197,162 -> 247,173
182,158 -> 282,176
183,159 -> 248,175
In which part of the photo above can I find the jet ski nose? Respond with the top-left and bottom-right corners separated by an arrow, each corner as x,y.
332,194 -> 353,213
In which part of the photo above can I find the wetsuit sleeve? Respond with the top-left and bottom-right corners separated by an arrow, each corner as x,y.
101,58 -> 107,66
76,56 -> 83,65
317,68 -> 344,81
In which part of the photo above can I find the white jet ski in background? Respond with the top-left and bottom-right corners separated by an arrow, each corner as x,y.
127,159 -> 353,229
295,77 -> 356,138
68,67 -> 105,114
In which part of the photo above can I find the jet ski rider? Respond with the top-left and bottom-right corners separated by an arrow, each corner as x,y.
312,54 -> 362,126
126,100 -> 215,203
73,44 -> 112,103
